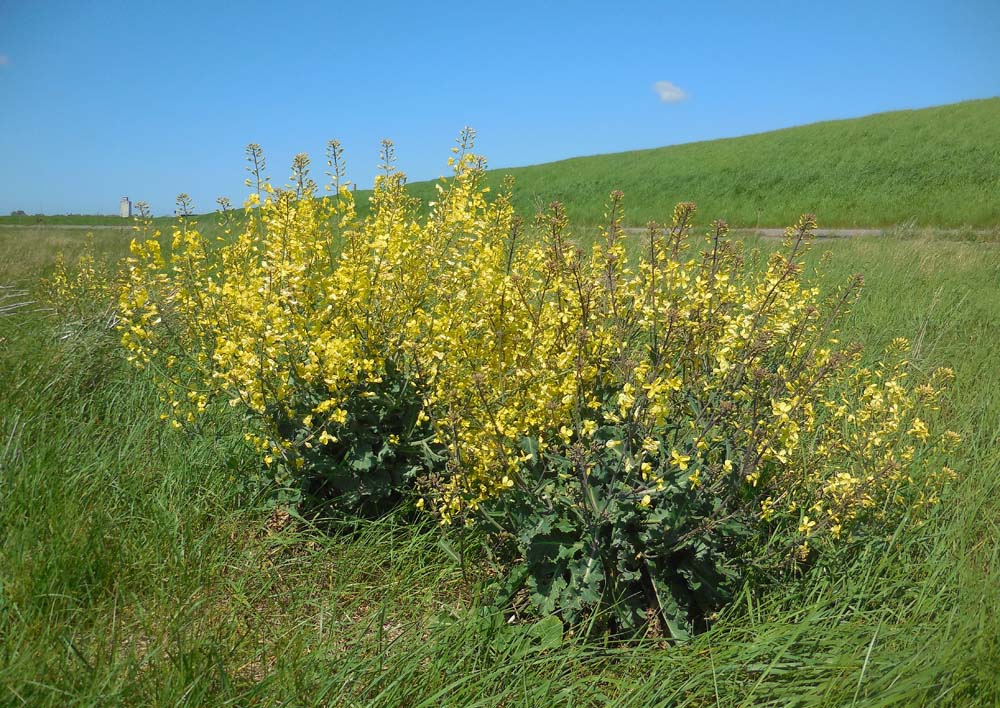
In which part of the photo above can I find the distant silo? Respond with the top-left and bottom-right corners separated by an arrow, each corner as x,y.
120,196 -> 132,218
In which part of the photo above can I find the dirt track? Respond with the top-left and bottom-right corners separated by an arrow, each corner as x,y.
621,226 -> 884,240
622,226 -> 996,239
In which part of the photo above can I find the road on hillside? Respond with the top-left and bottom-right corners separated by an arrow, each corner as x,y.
620,226 -> 1000,239
624,227 -> 894,239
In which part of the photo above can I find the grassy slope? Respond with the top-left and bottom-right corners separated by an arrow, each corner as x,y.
412,97 -> 1000,227
1,226 -> 998,705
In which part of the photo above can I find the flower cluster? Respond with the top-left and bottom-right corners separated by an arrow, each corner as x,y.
41,233 -> 123,331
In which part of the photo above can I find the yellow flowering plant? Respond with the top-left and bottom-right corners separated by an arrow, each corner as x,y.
115,133 -> 958,635
41,232 -> 126,335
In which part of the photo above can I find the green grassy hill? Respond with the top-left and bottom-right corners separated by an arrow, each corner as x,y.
394,97 -> 1000,228
5,97 -> 997,230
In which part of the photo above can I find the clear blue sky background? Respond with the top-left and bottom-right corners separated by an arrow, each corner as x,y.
1,0 -> 998,215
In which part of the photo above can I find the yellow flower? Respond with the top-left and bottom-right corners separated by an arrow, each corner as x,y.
908,417 -> 930,442
941,430 -> 962,449
318,430 -> 338,445
670,450 -> 691,471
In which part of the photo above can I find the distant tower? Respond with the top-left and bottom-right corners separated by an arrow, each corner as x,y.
120,196 -> 132,218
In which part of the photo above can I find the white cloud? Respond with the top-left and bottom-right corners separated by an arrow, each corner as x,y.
652,80 -> 686,103
0,55 -> 8,67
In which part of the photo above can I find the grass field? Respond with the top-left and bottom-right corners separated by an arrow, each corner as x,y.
1,224 -> 997,706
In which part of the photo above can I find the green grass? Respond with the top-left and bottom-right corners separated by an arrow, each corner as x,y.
1,226 -> 998,705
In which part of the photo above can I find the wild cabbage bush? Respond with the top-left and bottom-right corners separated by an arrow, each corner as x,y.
419,192 -> 959,635
117,133 -> 959,635
42,233 -> 124,334
119,141 -> 450,515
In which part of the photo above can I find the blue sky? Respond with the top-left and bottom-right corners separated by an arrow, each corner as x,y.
1,0 -> 998,216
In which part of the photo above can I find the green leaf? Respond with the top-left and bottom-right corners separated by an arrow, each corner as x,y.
527,615 -> 563,651
437,537 -> 461,564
